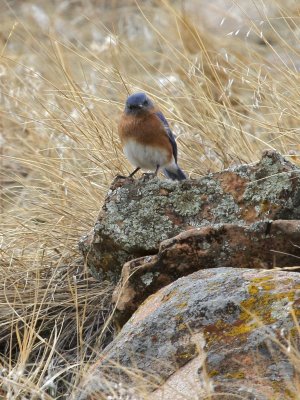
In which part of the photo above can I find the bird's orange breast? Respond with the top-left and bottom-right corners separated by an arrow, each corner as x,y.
118,111 -> 173,159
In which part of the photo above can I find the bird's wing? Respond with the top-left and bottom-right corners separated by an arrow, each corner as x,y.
155,111 -> 178,163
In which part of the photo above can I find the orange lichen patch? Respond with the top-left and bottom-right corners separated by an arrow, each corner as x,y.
161,288 -> 178,303
253,201 -> 281,219
238,353 -> 255,367
218,172 -> 247,202
151,335 -> 159,343
164,209 -> 184,225
203,325 -> 225,346
115,219 -> 125,227
201,204 -> 212,219
159,188 -> 169,196
240,205 -> 258,222
133,292 -> 166,323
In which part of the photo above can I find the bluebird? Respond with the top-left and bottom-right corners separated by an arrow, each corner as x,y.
118,92 -> 186,180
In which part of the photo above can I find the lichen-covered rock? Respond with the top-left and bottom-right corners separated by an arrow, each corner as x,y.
79,151 -> 300,282
113,219 -> 300,324
77,268 -> 300,400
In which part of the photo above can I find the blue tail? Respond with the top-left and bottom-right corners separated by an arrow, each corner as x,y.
163,165 -> 186,181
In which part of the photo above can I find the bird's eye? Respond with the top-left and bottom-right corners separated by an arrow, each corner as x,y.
143,100 -> 148,106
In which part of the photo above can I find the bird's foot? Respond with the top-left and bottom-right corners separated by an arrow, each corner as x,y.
141,172 -> 158,182
113,175 -> 135,186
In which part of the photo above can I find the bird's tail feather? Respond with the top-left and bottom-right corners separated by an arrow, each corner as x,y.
163,165 -> 186,181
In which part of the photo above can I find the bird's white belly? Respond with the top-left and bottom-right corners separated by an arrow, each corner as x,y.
123,140 -> 170,170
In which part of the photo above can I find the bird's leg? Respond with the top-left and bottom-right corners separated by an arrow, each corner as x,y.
129,167 -> 141,177
154,164 -> 159,176
116,167 -> 140,180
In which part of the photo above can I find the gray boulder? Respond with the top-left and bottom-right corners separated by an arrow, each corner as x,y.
78,267 -> 300,400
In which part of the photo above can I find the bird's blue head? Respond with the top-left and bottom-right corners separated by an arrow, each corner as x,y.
125,92 -> 154,115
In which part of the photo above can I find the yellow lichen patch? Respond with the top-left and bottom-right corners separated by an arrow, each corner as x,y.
289,326 -> 299,338
271,381 -> 298,399
178,323 -> 187,331
215,319 -> 226,329
260,199 -> 270,212
203,330 -> 219,346
224,371 -> 245,379
177,301 -> 188,309
227,321 -> 259,337
251,276 -> 273,283
203,278 -> 299,358
241,291 -> 295,321
223,288 -> 297,339
207,369 -> 219,378
248,283 -> 259,295
293,308 -> 300,317
240,296 -> 256,313
177,352 -> 192,360
249,277 -> 277,292
284,388 -> 298,399
259,201 -> 281,216
260,282 -> 276,291
176,345 -> 197,362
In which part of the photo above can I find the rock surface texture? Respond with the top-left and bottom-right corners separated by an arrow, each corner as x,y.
78,268 -> 300,400
79,151 -> 300,283
113,220 -> 300,323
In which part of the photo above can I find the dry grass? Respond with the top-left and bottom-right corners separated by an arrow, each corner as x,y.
1,0 -> 300,398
